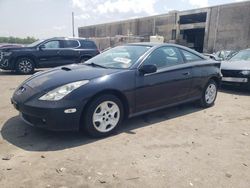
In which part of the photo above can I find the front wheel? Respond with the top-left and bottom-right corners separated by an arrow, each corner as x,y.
16,57 -> 34,74
83,95 -> 124,137
199,80 -> 218,108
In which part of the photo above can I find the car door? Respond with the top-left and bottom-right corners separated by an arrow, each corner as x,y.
36,40 -> 63,68
179,49 -> 209,98
60,39 -> 81,65
135,46 -> 193,113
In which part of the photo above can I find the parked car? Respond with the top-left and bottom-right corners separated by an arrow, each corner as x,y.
221,49 -> 250,89
215,50 -> 238,60
0,37 -> 99,74
11,43 -> 221,137
203,50 -> 238,61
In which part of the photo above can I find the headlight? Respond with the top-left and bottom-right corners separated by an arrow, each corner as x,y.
39,80 -> 89,101
3,52 -> 12,56
241,70 -> 250,75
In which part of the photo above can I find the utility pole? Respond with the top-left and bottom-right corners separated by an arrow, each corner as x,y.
72,12 -> 75,37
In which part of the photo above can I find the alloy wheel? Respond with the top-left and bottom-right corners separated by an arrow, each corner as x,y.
205,83 -> 217,104
18,59 -> 33,74
92,101 -> 120,133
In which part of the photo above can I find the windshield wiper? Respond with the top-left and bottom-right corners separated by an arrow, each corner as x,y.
86,62 -> 107,69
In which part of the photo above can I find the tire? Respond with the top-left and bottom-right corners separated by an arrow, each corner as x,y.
83,94 -> 124,137
16,57 -> 34,74
199,79 -> 218,108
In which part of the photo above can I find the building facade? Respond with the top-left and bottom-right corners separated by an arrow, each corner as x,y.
78,1 -> 250,53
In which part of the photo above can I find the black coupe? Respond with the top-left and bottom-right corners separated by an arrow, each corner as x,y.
11,43 -> 221,137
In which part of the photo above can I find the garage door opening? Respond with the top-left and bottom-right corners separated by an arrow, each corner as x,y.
178,12 -> 207,53
180,28 -> 205,53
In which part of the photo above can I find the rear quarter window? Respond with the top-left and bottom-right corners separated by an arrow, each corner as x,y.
180,49 -> 204,62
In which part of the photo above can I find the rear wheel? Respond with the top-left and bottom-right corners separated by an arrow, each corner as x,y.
83,95 -> 124,137
16,57 -> 34,74
199,79 -> 218,108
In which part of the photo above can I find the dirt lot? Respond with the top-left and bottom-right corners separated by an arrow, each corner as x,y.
0,70 -> 250,188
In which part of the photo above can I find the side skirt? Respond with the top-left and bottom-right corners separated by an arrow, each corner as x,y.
128,96 -> 201,118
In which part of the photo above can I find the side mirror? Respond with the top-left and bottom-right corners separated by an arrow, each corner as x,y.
139,64 -> 157,74
39,44 -> 45,50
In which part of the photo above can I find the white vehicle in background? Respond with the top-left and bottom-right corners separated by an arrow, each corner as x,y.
221,49 -> 250,90
150,36 -> 164,43
215,50 -> 238,60
204,50 -> 238,61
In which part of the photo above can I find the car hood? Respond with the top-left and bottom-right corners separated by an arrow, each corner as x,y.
23,64 -> 122,91
221,60 -> 250,70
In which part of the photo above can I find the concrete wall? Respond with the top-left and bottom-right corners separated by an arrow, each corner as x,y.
206,1 -> 250,52
78,19 -> 141,38
155,13 -> 177,41
78,13 -> 177,41
78,1 -> 250,52
91,36 -> 143,51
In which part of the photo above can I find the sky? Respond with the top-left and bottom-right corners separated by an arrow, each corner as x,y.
0,0 -> 247,39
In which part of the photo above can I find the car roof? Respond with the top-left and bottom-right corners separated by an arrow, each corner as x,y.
126,42 -> 161,47
125,42 -> 206,58
47,37 -> 93,41
125,42 -> 195,49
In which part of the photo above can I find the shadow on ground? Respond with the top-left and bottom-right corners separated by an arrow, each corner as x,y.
1,103 -> 202,152
0,70 -> 20,76
219,85 -> 250,96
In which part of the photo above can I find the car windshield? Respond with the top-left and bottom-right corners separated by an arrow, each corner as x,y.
229,50 -> 250,61
85,45 -> 151,69
26,39 -> 45,47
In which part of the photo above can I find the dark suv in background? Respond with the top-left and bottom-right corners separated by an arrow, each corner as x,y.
0,37 -> 99,74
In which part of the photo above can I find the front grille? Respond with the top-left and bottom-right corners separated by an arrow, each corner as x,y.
221,70 -> 242,77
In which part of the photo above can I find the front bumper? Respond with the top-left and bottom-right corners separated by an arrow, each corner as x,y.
221,69 -> 250,87
222,77 -> 248,83
11,97 -> 86,131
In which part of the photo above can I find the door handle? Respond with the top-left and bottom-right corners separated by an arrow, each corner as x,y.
57,51 -> 60,54
182,72 -> 190,76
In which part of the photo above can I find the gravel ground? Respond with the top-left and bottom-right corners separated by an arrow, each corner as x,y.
0,70 -> 250,188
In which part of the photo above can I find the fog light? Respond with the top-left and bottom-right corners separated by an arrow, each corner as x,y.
64,108 -> 77,114
241,70 -> 250,75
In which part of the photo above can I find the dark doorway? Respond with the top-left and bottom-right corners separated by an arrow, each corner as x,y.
180,28 -> 205,53
178,12 -> 207,52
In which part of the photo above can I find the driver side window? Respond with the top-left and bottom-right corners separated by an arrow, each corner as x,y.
144,46 -> 182,69
43,40 -> 60,49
